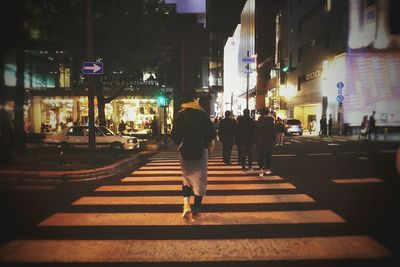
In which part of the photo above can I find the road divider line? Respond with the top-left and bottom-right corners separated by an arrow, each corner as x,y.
332,178 -> 384,184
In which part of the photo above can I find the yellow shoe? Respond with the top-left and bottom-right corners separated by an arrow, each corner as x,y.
182,203 -> 191,219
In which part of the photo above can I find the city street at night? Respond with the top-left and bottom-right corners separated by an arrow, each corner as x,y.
0,136 -> 399,266
1,0 -> 400,266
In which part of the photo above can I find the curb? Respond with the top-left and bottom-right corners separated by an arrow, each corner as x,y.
0,145 -> 160,183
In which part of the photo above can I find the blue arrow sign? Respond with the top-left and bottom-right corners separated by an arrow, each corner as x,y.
336,95 -> 344,103
242,57 -> 256,63
82,62 -> 103,74
336,82 -> 344,89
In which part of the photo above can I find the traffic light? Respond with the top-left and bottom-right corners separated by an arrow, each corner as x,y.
157,92 -> 171,107
281,65 -> 290,73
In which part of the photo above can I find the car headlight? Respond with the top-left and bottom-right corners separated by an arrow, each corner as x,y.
127,138 -> 138,144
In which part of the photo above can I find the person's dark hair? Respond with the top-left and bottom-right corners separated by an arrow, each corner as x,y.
259,108 -> 269,116
225,110 -> 231,118
243,109 -> 250,117
181,90 -> 196,103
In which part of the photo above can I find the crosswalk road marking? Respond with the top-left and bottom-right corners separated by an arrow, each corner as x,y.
139,165 -> 243,170
72,194 -> 316,205
39,210 -> 345,226
132,170 -> 253,175
121,175 -> 283,182
95,183 -> 296,191
0,149 -> 393,264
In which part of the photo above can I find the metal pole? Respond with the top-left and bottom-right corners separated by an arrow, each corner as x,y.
163,105 -> 168,148
246,51 -> 249,110
86,0 -> 96,150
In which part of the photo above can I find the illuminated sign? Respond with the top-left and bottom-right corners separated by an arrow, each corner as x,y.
298,68 -> 322,84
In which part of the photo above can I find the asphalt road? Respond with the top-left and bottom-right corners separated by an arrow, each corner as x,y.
0,135 -> 399,266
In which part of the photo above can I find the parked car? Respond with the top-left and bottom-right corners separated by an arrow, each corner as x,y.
284,119 -> 303,135
44,126 -> 139,152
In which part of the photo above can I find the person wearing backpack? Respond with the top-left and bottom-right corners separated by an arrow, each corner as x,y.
170,90 -> 216,221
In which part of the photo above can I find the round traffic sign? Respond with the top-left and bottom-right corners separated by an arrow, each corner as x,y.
336,95 -> 344,103
336,82 -> 344,89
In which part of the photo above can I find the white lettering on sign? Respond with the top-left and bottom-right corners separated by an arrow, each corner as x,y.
305,69 -> 321,81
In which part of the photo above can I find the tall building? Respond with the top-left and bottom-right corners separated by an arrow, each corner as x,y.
275,0 -> 400,134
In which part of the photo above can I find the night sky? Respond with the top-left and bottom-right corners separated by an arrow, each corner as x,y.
206,0 -> 247,36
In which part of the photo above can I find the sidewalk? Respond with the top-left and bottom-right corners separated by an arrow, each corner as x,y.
300,132 -> 400,142
0,141 -> 160,182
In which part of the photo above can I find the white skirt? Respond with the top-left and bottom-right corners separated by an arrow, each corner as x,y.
179,149 -> 208,196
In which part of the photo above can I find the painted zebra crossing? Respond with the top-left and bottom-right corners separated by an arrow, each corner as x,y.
0,150 -> 392,265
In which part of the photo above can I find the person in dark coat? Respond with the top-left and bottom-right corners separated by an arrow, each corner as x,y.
328,114 -> 333,137
368,110 -> 377,140
255,108 -> 275,178
118,120 -> 126,134
150,118 -> 159,140
236,109 -> 255,173
218,110 -> 237,165
320,115 -> 327,136
170,90 -> 216,221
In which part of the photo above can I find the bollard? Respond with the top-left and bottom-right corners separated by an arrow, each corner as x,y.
57,144 -> 64,166
384,127 -> 388,141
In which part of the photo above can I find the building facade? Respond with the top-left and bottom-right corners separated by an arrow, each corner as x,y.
275,0 -> 400,134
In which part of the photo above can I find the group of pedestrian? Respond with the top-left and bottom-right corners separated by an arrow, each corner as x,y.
218,108 -> 276,178
319,114 -> 333,137
359,110 -> 377,140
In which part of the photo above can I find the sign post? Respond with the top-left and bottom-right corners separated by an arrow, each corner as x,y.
336,82 -> 344,135
242,51 -> 255,110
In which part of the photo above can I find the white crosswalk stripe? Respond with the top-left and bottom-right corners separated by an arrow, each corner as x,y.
0,149 -> 392,265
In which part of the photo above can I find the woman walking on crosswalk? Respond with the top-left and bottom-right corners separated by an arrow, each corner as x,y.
170,90 -> 216,221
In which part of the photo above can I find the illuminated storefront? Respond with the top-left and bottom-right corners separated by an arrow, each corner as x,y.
8,94 -> 173,135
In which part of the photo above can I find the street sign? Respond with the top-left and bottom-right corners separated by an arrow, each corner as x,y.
336,82 -> 344,89
336,95 -> 344,103
82,62 -> 103,74
242,57 -> 256,63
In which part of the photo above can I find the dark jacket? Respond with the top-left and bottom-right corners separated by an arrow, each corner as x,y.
255,115 -> 275,153
170,107 -> 216,159
236,115 -> 255,145
275,121 -> 285,133
218,117 -> 237,141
